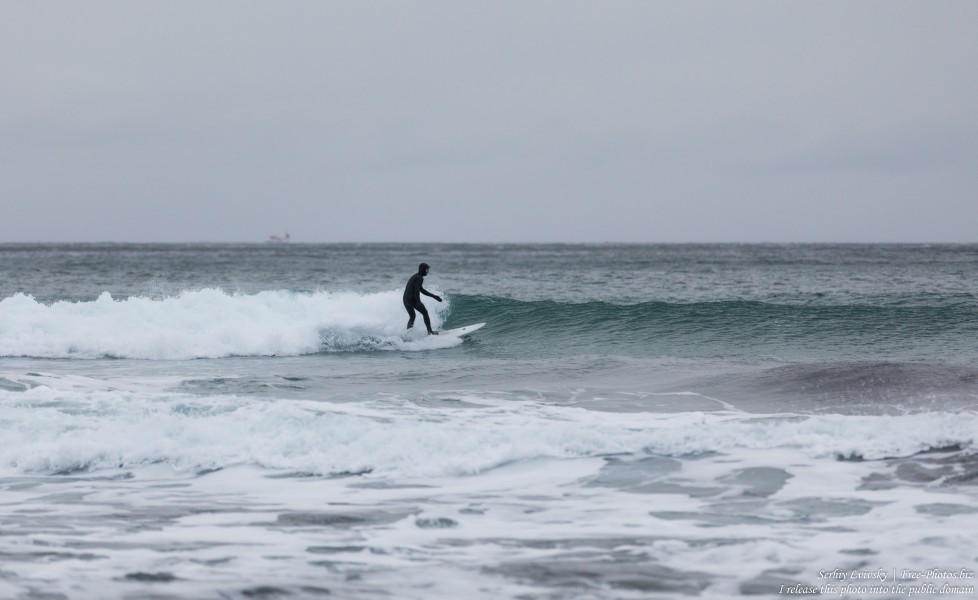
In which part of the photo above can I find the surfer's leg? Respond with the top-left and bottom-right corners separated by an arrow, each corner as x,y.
416,303 -> 435,334
404,302 -> 416,329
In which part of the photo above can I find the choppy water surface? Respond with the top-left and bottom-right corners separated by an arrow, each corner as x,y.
1,244 -> 976,599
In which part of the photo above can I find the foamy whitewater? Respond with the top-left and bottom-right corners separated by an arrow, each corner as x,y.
0,289 -> 460,359
1,244 -> 977,599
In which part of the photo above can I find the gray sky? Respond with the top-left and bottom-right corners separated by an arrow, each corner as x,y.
2,1 -> 976,243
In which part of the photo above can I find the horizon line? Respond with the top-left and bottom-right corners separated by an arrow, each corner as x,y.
1,240 -> 976,246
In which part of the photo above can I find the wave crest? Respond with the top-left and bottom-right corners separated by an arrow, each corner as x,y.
0,289 -> 454,359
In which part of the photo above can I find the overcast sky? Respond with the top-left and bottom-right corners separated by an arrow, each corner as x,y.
2,1 -> 976,243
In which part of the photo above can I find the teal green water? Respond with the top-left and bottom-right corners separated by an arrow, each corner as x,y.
447,295 -> 978,362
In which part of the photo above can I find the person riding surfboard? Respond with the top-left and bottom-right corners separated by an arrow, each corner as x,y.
403,262 -> 442,335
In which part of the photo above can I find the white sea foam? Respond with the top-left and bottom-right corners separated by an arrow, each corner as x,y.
0,386 -> 975,478
0,289 -> 455,359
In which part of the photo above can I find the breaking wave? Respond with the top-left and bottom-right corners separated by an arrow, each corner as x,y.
0,289 -> 457,359
0,387 -> 975,478
3,289 -> 976,360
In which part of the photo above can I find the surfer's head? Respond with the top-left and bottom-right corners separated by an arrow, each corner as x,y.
418,262 -> 430,275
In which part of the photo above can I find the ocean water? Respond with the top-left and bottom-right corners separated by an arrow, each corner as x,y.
1,243 -> 977,599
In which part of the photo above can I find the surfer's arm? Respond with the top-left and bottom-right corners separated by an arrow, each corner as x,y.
420,287 -> 442,302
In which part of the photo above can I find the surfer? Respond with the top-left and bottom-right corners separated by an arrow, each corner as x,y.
403,262 -> 442,335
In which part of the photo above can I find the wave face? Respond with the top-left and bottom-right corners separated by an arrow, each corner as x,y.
2,288 -> 977,361
450,295 -> 978,361
0,289 -> 456,359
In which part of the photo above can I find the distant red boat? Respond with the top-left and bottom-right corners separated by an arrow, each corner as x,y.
267,232 -> 290,243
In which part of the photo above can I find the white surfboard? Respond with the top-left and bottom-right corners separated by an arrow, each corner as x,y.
439,322 -> 486,337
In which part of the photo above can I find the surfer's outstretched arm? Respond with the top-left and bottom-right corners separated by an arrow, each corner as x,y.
420,286 -> 442,302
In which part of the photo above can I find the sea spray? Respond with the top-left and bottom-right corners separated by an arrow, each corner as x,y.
0,289 -> 451,359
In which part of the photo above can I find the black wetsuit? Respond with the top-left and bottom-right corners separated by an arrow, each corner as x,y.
403,265 -> 440,333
